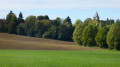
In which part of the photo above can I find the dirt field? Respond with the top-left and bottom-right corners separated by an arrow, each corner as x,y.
0,33 -> 99,50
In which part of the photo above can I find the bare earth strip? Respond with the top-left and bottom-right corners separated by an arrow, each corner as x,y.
0,33 -> 98,50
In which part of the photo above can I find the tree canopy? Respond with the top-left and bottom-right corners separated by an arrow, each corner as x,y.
107,20 -> 120,50
73,23 -> 86,45
82,25 -> 98,46
74,19 -> 83,27
95,26 -> 109,48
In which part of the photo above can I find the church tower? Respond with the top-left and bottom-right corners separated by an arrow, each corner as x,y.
93,11 -> 99,20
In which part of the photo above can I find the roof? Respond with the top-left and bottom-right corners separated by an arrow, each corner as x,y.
94,11 -> 99,17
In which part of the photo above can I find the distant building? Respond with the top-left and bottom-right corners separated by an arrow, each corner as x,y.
92,12 -> 114,27
93,11 -> 99,21
92,11 -> 100,26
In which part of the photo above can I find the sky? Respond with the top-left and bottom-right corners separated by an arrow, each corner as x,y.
0,0 -> 120,23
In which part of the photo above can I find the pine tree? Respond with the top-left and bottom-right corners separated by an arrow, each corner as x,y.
17,12 -> 24,26
63,16 -> 72,27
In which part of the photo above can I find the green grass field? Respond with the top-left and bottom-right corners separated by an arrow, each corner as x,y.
0,50 -> 120,67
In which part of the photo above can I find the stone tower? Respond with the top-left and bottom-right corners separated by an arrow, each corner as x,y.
93,11 -> 99,20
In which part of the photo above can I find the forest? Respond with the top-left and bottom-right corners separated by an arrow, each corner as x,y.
0,11 -> 120,50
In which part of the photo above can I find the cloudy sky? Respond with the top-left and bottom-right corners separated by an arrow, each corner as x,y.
0,0 -> 120,23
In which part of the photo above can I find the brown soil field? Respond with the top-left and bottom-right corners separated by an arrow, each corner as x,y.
0,33 -> 99,50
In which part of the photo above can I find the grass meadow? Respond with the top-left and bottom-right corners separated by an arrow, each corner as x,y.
0,50 -> 120,67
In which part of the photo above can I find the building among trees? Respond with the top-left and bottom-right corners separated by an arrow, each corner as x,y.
89,11 -> 114,27
93,11 -> 99,21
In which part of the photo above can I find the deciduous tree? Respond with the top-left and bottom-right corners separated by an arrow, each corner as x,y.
107,20 -> 120,50
74,19 -> 82,27
82,25 -> 98,46
73,23 -> 86,45
95,26 -> 109,48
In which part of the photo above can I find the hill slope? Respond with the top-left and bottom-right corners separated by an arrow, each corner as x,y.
0,33 -> 97,50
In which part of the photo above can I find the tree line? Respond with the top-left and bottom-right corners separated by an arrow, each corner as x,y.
73,18 -> 120,50
0,11 -> 120,50
0,11 -> 74,41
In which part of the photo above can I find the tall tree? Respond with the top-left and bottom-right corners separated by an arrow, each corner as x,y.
63,16 -> 72,27
34,20 -> 52,37
43,15 -> 49,20
24,15 -> 36,36
37,16 -> 44,20
8,14 -> 17,34
107,20 -> 120,50
95,26 -> 109,48
4,11 -> 14,32
58,16 -> 73,41
82,25 -> 98,46
5,11 -> 13,24
84,18 -> 92,25
19,12 -> 23,18
58,24 -> 68,40
17,12 -> 24,26
50,17 -> 61,27
74,19 -> 83,27
73,23 -> 86,45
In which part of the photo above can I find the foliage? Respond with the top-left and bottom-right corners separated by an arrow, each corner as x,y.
17,23 -> 25,35
8,14 -> 17,34
105,19 -> 115,25
17,12 -> 24,26
37,15 -> 49,20
67,26 -> 74,41
4,11 -> 14,32
57,16 -> 74,41
5,11 -> 14,24
107,20 -> 120,50
84,18 -> 92,25
58,24 -> 68,40
63,16 -> 72,27
95,26 -> 109,48
88,19 -> 99,26
82,25 -> 98,46
0,20 -> 5,32
24,15 -> 36,36
50,17 -> 61,27
34,20 -> 52,37
42,31 -> 51,38
58,24 -> 74,41
73,23 -> 86,45
43,26 -> 58,39
74,19 -> 83,27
